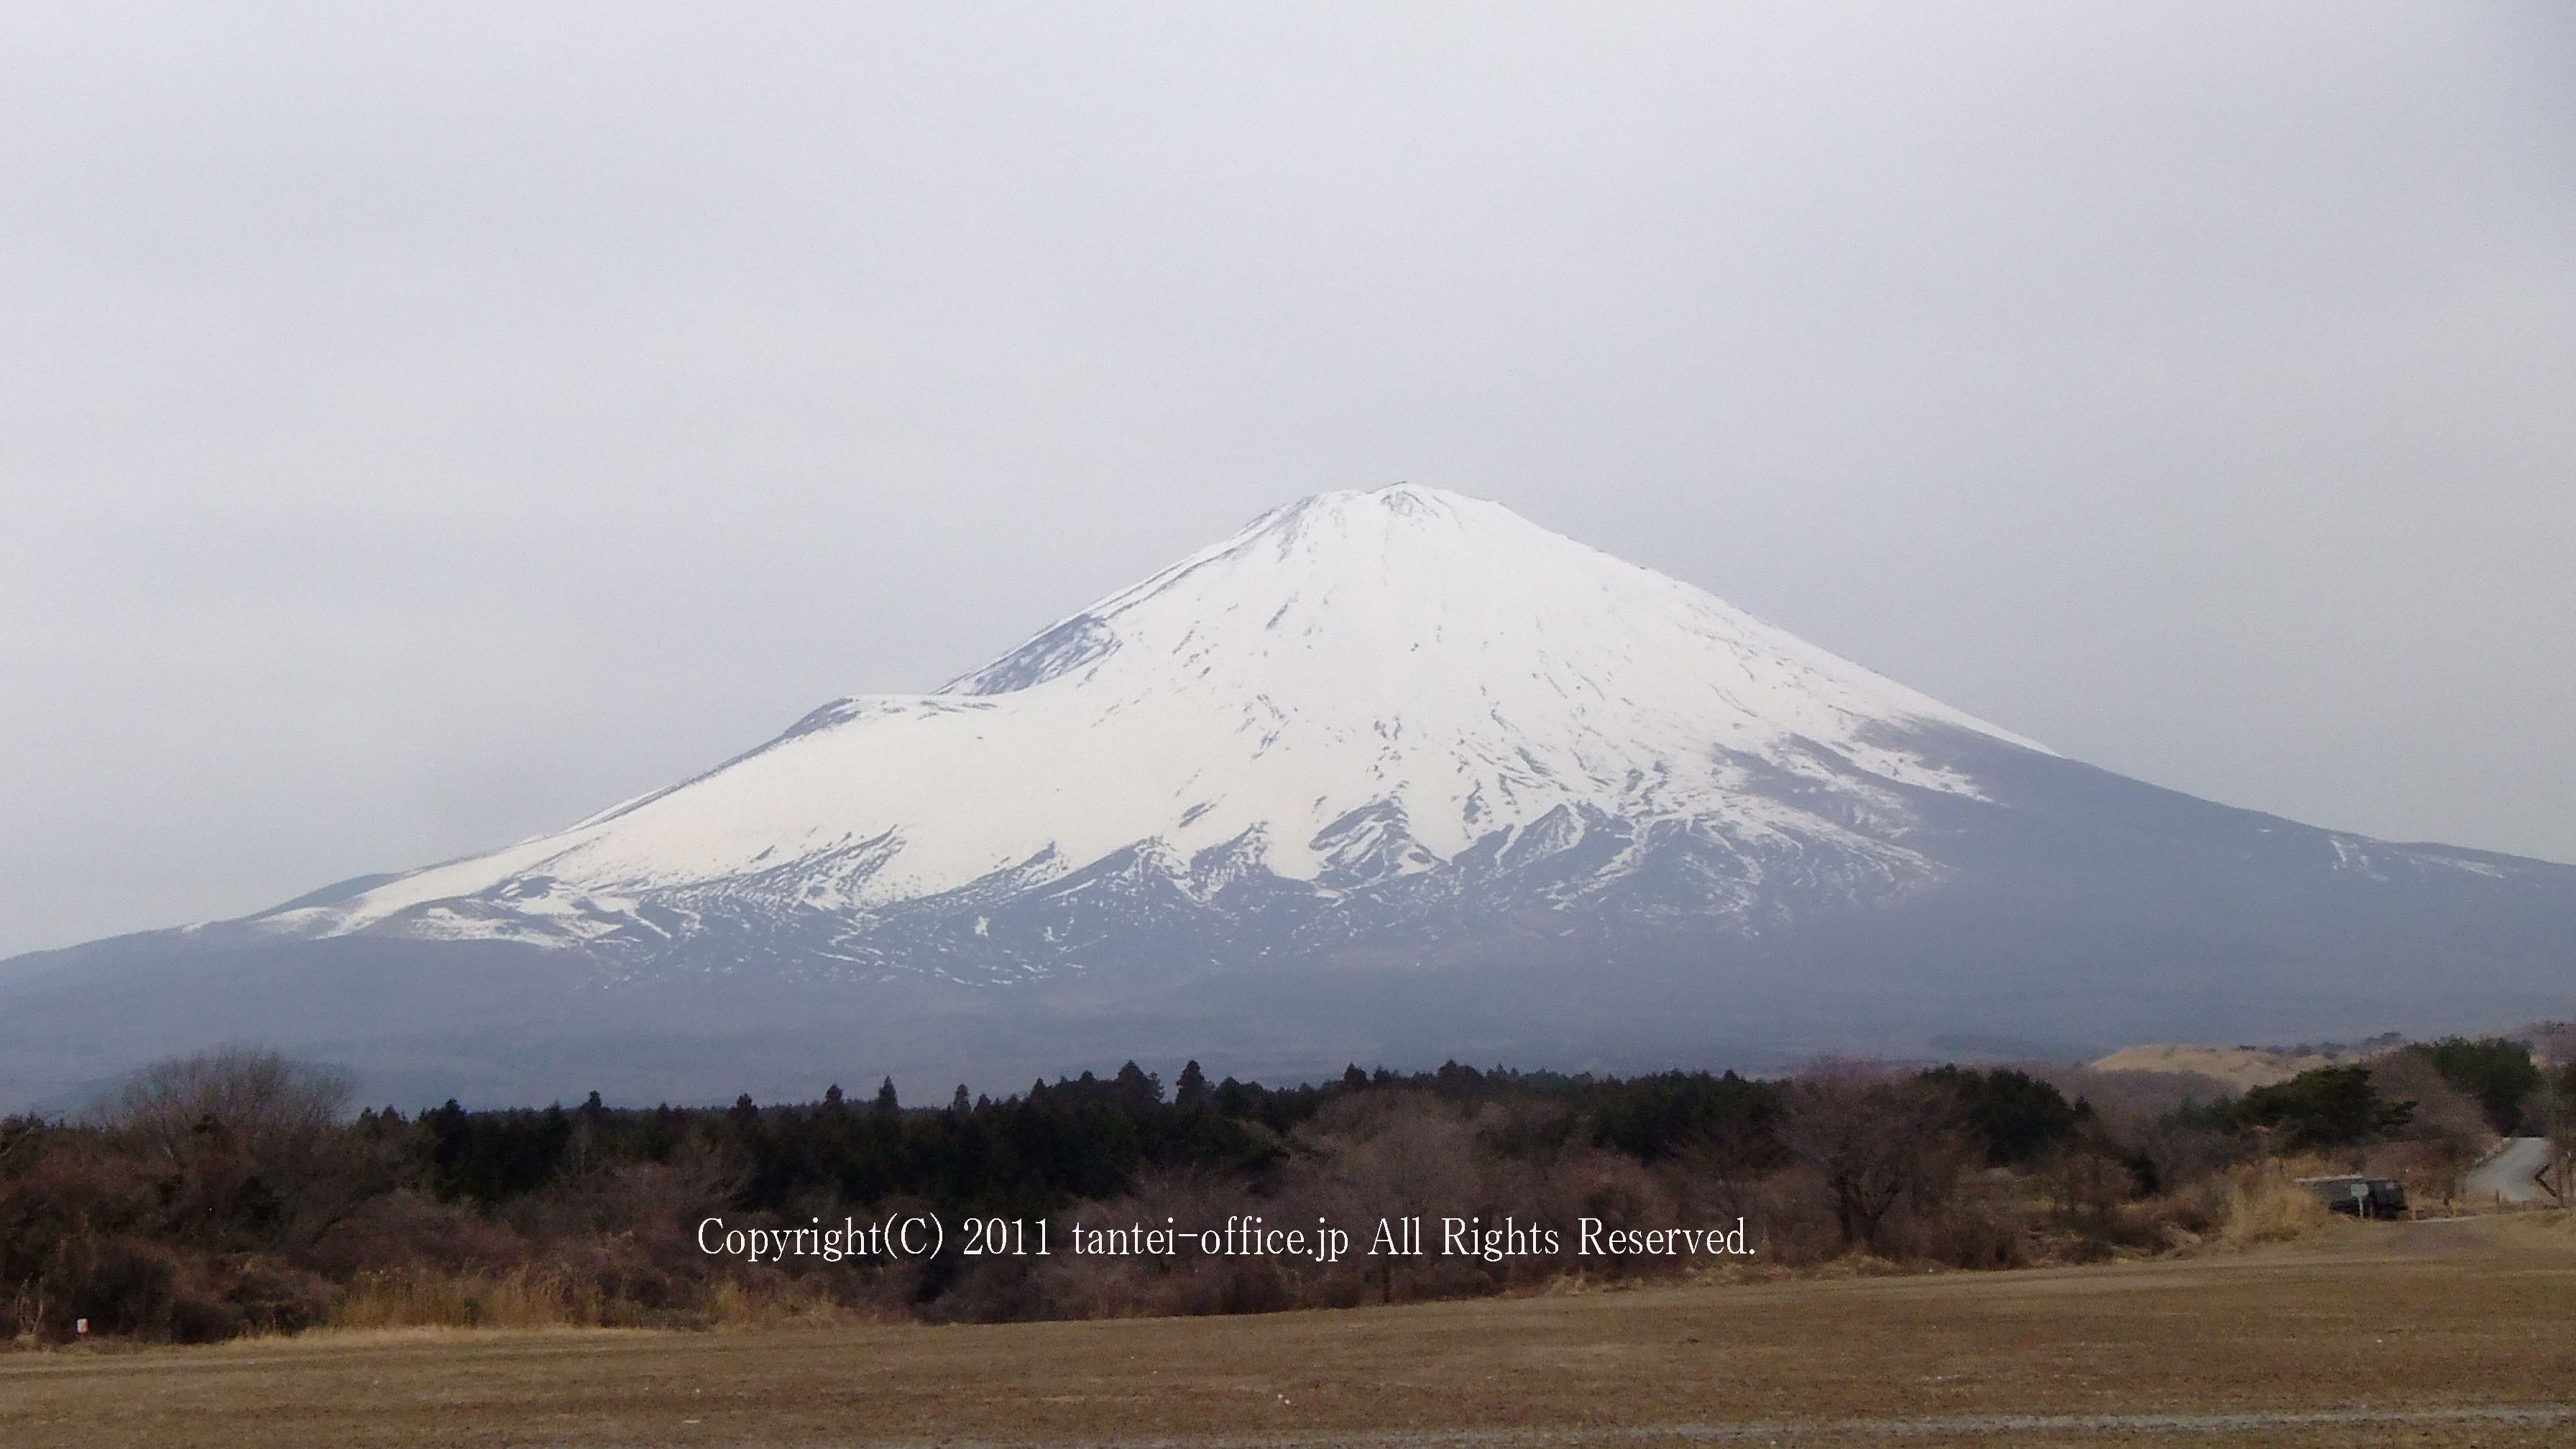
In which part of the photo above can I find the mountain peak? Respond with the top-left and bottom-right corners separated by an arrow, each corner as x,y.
25,484 -> 2572,1110
261,487 -> 2044,950
1085,483 -> 1547,617
1246,482 -> 1486,540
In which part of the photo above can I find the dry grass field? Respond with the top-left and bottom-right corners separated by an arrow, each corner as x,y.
6,1214 -> 2572,1448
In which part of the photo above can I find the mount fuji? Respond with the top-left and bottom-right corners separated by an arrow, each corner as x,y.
5,486 -> 2570,1108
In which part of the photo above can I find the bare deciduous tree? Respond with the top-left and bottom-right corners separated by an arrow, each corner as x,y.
1778,1062 -> 1961,1254
106,1046 -> 354,1165
100,1046 -> 382,1251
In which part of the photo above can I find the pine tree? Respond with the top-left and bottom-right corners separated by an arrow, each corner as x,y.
1111,1061 -> 1162,1105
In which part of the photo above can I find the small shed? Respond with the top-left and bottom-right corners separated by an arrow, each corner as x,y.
2295,1175 -> 2407,1219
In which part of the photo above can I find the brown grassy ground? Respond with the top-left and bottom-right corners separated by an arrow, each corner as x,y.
6,1213 -> 2572,1448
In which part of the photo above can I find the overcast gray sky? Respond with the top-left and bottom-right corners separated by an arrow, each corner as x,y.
4,3 -> 2572,960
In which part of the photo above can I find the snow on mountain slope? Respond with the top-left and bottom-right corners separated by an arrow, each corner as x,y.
256,486 -> 2049,957
16,482 -> 2574,1110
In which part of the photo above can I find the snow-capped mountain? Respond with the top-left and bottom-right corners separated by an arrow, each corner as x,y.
257,486 -> 2045,975
4,485 -> 2570,1108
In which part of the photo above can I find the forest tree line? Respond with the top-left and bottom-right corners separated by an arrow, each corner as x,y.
4,1036 -> 2569,1344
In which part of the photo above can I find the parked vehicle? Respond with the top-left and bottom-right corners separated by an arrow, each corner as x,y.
2296,1175 -> 2408,1218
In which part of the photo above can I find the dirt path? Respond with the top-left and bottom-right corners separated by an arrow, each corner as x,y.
6,1216 -> 2574,1448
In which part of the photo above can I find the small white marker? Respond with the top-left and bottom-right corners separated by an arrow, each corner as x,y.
74,1318 -> 88,1335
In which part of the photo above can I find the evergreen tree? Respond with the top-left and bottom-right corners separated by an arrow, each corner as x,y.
1110,1061 -> 1161,1106
2235,1065 -> 2414,1148
2411,1038 -> 2542,1135
1923,1067 -> 2082,1165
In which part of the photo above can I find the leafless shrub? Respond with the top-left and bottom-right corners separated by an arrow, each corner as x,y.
1884,1172 -> 2030,1268
2023,1065 -> 2235,1126
303,1187 -> 529,1279
2115,1112 -> 2247,1196
1287,1091 -> 1490,1304
1728,1163 -> 1837,1267
2216,1162 -> 2329,1247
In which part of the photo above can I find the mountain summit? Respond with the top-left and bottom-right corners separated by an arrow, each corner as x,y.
267,486 -> 2043,967
4,487 -> 2570,1107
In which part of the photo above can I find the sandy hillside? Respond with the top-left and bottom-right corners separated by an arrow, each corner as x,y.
2088,1043 -> 2344,1092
